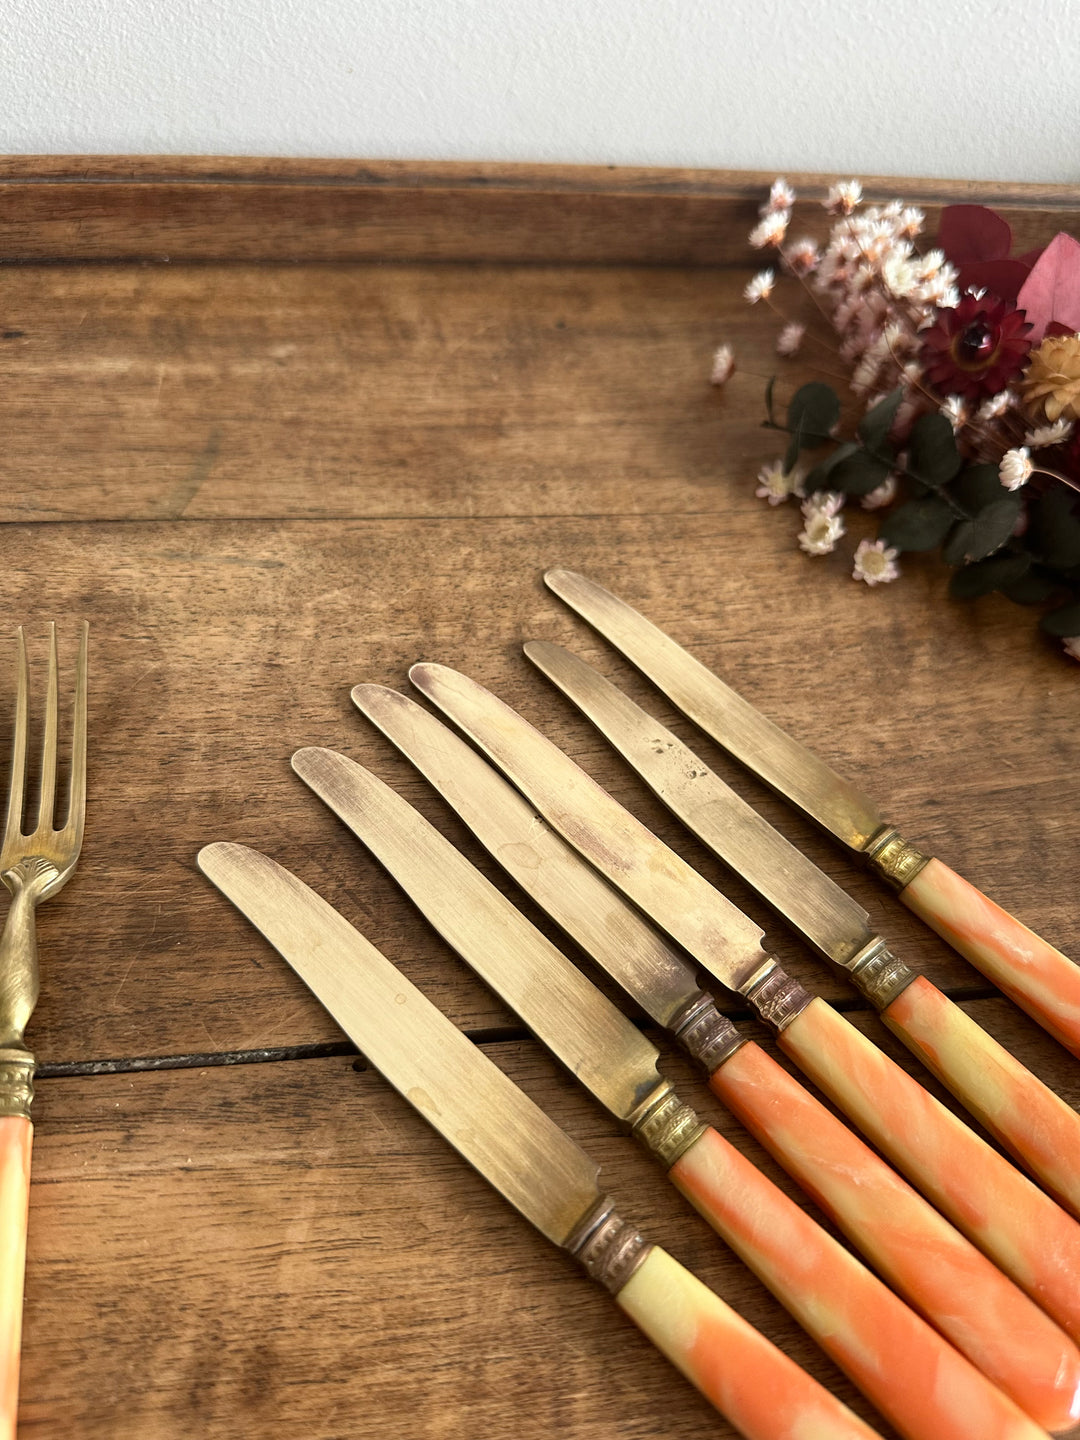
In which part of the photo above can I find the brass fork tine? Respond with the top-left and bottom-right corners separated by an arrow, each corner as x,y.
37,624 -> 59,836
3,629 -> 29,850
61,622 -> 88,848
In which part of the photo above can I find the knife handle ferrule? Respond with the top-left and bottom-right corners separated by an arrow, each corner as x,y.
845,939 -> 918,1011
566,1198 -> 650,1295
863,827 -> 931,891
627,1083 -> 706,1170
740,963 -> 813,1033
671,992 -> 747,1070
0,1052 -> 33,1123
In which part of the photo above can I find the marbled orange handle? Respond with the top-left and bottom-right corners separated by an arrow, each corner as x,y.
883,973 -> 1080,1220
0,1116 -> 31,1440
778,996 -> 1080,1346
707,1039 -> 1080,1432
615,1245 -> 884,1440
669,1124 -> 1063,1438
902,857 -> 1080,1058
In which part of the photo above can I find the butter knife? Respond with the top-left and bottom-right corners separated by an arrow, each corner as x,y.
543,566 -> 1080,1060
525,638 -> 1080,1223
197,841 -> 885,1440
409,660 -> 1080,1347
296,739 -> 1080,1436
350,680 -> 1080,1432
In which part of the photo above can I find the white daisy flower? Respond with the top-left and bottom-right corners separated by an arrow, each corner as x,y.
861,475 -> 899,510
776,322 -> 805,356
999,447 -> 1034,491
1063,636 -> 1080,663
940,395 -> 970,432
1024,418 -> 1073,449
977,391 -> 1015,421
710,344 -> 735,386
826,180 -> 863,215
853,538 -> 900,585
755,459 -> 805,505
744,269 -> 776,304
798,500 -> 846,556
749,212 -> 789,249
763,177 -> 796,213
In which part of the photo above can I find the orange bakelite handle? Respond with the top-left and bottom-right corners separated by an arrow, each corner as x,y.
0,1116 -> 31,1440
902,857 -> 1080,1058
615,1245 -> 884,1440
707,1040 -> 1080,1433
882,973 -> 1080,1220
778,996 -> 1080,1349
669,1124 -> 1066,1438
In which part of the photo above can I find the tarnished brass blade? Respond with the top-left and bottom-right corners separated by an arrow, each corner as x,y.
351,684 -> 704,1028
544,568 -> 884,853
291,745 -> 666,1123
407,664 -> 772,996
196,842 -> 603,1246
525,642 -> 874,967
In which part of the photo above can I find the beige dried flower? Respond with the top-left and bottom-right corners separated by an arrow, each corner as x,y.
710,344 -> 735,386
1021,333 -> 1080,422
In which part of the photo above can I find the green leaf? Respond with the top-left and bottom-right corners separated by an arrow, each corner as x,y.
828,450 -> 893,496
786,383 -> 840,445
948,553 -> 1031,599
764,376 -> 777,428
1002,569 -> 1058,605
1034,485 -> 1080,569
801,442 -> 859,494
856,387 -> 903,453
1040,598 -> 1080,637
951,464 -> 1007,514
942,495 -> 1023,565
879,495 -> 955,552
783,426 -> 803,475
907,413 -> 962,487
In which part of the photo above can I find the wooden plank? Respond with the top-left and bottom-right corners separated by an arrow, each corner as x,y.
0,513 -> 1073,1065
0,262 -> 781,525
0,157 -> 1076,264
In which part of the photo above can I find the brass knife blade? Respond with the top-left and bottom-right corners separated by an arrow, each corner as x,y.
351,684 -> 705,1028
524,642 -> 875,968
196,841 -> 604,1246
290,745 -> 668,1125
544,568 -> 884,854
407,663 -> 773,997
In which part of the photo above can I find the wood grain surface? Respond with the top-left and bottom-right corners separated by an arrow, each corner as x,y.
2,157 -> 1079,1439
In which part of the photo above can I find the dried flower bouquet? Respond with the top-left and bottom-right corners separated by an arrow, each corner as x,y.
713,179 -> 1080,662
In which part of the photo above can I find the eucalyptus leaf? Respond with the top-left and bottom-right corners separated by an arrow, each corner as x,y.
857,387 -> 903,453
829,449 -> 893,496
801,441 -> 859,494
907,413 -> 962,487
942,495 -> 1023,565
949,553 -> 1031,599
1034,485 -> 1080,569
1002,569 -> 1058,606
879,495 -> 955,552
1040,598 -> 1080,636
764,376 -> 777,428
951,464 -> 1007,514
787,382 -> 840,444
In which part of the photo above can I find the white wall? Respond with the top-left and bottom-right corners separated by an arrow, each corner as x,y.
3,0 -> 1076,183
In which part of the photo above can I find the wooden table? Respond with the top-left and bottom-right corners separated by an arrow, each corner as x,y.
2,157 -> 1078,1438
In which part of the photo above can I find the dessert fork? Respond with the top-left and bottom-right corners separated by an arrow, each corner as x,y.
0,623 -> 87,1440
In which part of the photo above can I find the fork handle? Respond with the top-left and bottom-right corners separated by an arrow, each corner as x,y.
0,1114 -> 30,1440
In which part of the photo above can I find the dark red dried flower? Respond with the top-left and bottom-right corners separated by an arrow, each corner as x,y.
920,294 -> 1033,400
